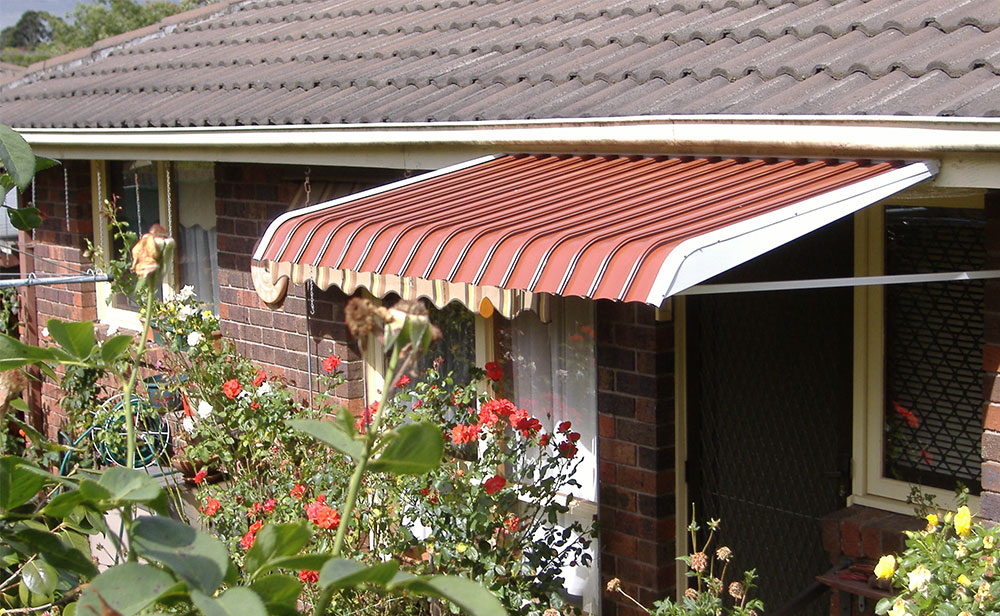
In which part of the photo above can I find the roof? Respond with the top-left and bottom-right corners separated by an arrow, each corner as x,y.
253,153 -> 935,308
3,0 -> 1000,129
0,62 -> 26,86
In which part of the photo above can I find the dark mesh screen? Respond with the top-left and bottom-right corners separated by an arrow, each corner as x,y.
883,207 -> 984,492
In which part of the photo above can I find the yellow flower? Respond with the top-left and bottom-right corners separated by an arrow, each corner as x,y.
955,506 -> 972,538
926,513 -> 939,531
889,598 -> 907,616
959,574 -> 972,586
908,564 -> 932,593
874,555 -> 896,580
986,535 -> 995,549
456,543 -> 468,554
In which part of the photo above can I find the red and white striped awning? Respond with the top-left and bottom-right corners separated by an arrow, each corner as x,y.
252,154 -> 936,316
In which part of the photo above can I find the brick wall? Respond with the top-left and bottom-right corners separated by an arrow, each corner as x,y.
596,300 -> 676,615
27,162 -> 98,435
983,192 -> 1000,520
215,162 -> 365,412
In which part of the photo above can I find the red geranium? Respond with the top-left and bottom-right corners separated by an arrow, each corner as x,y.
395,375 -> 411,388
504,514 -> 519,534
298,570 -> 319,584
485,361 -> 503,381
248,520 -> 264,534
291,483 -> 306,499
248,502 -> 263,517
193,469 -> 208,485
223,378 -> 242,399
484,474 -> 506,495
201,497 -> 220,517
892,401 -> 920,428
451,423 -> 480,445
323,355 -> 342,373
253,369 -> 266,387
263,498 -> 276,514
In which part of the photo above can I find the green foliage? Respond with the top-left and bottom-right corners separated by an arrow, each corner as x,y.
0,11 -> 54,50
874,488 -> 1000,616
0,124 -> 56,231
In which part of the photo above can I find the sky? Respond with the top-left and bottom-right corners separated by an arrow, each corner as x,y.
0,0 -> 83,30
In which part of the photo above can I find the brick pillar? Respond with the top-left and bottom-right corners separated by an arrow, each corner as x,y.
982,191 -> 1000,520
27,161 -> 97,437
596,300 -> 676,615
215,163 -> 365,412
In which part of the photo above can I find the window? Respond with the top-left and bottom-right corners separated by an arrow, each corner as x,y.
363,296 -> 600,612
853,199 -> 985,512
92,161 -> 218,327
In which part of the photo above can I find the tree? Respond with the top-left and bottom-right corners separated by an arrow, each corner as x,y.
0,11 -> 55,50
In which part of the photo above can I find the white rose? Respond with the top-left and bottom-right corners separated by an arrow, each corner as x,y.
40,326 -> 49,338
178,304 -> 197,321
187,331 -> 204,346
177,285 -> 195,301
182,416 -> 195,431
257,382 -> 272,396
197,399 -> 213,419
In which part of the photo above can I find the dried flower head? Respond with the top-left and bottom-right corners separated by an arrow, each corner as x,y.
690,552 -> 708,572
543,609 -> 559,616
345,297 -> 379,341
606,578 -> 621,593
728,581 -> 745,601
715,546 -> 732,562
684,588 -> 699,601
131,224 -> 173,278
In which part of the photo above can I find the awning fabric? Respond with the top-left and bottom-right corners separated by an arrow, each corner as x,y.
252,154 -> 936,315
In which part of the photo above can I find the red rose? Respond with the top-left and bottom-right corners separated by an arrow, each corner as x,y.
484,474 -> 506,495
291,483 -> 306,499
298,570 -> 319,584
451,423 -> 480,445
395,375 -> 411,388
355,402 -> 377,433
306,500 -> 340,529
568,431 -> 581,443
263,498 -> 276,514
558,441 -> 578,458
323,355 -> 342,373
558,420 -> 572,433
248,520 -> 264,534
253,369 -> 266,387
504,514 -> 519,534
223,378 -> 242,399
194,469 -> 208,485
251,402 -> 260,410
485,361 -> 503,381
201,497 -> 220,517
248,502 -> 263,517
539,433 -> 550,447
515,416 -> 542,438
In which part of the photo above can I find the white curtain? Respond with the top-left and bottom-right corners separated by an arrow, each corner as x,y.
178,225 -> 219,310
511,296 -> 598,612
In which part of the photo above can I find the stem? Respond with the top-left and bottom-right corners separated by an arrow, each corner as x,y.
122,280 -> 157,470
330,341 -> 400,558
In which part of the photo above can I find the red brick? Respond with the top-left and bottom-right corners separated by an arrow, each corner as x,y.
599,413 -> 616,438
985,461 -> 1000,493
600,438 -> 637,465
985,343 -> 1000,373
603,530 -> 638,559
984,431 -> 1000,463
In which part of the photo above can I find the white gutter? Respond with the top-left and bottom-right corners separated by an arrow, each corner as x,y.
17,115 -> 1000,166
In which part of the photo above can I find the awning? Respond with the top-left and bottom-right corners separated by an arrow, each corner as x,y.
252,154 -> 937,315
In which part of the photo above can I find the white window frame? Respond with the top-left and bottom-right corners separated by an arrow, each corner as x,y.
851,197 -> 984,514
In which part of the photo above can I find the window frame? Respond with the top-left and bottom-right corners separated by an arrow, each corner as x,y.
851,198 -> 985,514
91,160 -> 216,331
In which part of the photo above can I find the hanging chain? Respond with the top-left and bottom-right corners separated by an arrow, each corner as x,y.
166,164 -> 173,235
64,167 -> 70,232
303,168 -> 311,204
134,171 -> 142,232
309,279 -> 316,315
306,280 -> 316,409
30,178 -> 35,240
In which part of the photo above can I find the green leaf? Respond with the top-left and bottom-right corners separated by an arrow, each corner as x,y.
391,575 -> 507,616
0,124 -> 36,191
15,528 -> 98,578
33,156 -> 59,174
244,522 -> 312,581
0,456 -> 45,511
318,558 -> 399,591
78,478 -> 112,502
76,563 -> 179,616
190,587 -> 267,616
260,553 -> 331,574
8,207 -> 42,232
130,516 -> 231,594
288,418 -> 363,460
249,574 -> 302,610
22,559 -> 58,597
368,421 -> 443,475
0,333 -> 51,371
100,334 -> 134,364
46,319 -> 97,361
98,467 -> 163,503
